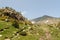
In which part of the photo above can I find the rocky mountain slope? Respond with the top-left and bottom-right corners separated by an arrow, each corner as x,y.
32,15 -> 60,24
0,7 -> 39,40
0,7 -> 60,40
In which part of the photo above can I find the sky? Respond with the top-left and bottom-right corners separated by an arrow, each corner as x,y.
0,0 -> 60,19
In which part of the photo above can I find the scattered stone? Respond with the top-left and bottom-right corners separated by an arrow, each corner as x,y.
5,19 -> 9,22
50,31 -> 53,34
4,29 -> 6,30
13,31 -> 16,33
5,39 -> 10,40
23,30 -> 25,31
31,21 -> 35,24
17,33 -> 19,36
28,27 -> 31,29
18,37 -> 20,39
12,34 -> 15,36
36,33 -> 39,35
0,35 -> 2,37
57,27 -> 59,29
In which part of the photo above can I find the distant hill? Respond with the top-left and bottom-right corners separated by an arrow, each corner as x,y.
31,15 -> 60,24
32,15 -> 55,22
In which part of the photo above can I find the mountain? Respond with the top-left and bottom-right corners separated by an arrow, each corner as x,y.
32,15 -> 55,22
32,15 -> 60,24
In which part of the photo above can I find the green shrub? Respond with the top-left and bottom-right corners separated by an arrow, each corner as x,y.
20,31 -> 27,36
12,20 -> 19,29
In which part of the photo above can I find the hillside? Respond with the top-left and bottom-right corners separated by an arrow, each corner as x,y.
0,7 -> 60,40
0,7 -> 25,21
0,7 -> 40,40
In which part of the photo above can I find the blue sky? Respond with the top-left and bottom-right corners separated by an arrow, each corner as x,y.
0,0 -> 60,19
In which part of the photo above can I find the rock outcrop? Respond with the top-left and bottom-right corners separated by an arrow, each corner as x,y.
0,7 -> 25,21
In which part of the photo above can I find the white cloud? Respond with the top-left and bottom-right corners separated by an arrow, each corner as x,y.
21,11 -> 27,15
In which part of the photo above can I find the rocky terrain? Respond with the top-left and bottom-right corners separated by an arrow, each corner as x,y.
0,7 -> 60,40
32,15 -> 60,24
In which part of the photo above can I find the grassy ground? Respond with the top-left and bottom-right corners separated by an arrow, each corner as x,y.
0,21 -> 60,40
0,21 -> 40,40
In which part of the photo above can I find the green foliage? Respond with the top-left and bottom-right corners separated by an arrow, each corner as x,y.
12,20 -> 19,29
19,31 -> 27,36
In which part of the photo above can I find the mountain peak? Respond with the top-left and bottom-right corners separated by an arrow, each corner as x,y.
42,15 -> 53,18
43,15 -> 49,17
32,15 -> 56,22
